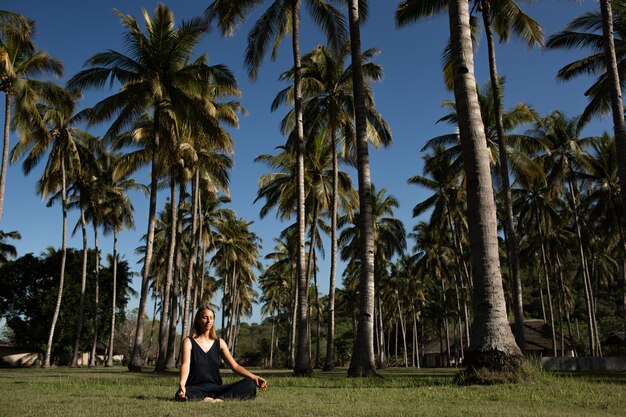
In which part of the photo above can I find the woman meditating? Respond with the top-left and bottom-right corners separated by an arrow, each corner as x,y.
176,306 -> 267,402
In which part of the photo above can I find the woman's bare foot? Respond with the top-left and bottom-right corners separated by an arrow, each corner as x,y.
202,397 -> 224,403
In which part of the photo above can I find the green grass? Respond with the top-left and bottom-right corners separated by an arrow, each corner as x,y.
1,366 -> 625,417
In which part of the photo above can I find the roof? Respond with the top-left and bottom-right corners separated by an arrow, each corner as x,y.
514,319 -> 574,352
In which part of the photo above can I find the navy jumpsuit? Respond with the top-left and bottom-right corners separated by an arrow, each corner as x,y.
180,337 -> 257,401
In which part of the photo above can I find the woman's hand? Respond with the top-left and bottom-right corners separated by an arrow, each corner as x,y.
254,376 -> 267,391
176,387 -> 187,400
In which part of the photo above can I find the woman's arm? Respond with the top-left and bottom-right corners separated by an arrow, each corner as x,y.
219,339 -> 267,390
178,337 -> 193,397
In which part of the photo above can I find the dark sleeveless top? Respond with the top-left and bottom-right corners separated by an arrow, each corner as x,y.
186,337 -> 223,387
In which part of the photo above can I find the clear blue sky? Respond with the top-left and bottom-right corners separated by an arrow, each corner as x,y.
1,0 -> 604,323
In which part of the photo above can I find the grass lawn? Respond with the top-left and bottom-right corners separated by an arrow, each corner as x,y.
0,366 -> 625,417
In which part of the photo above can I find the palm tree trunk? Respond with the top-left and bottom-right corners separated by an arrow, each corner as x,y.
447,210 -> 470,351
106,230 -> 119,367
449,0 -> 522,371
347,0 -> 377,378
144,295 -> 158,365
172,186 -> 186,368
71,208 -> 89,367
287,264 -> 297,368
324,130 -> 339,371
181,169 -> 200,340
376,284 -> 386,368
568,178 -> 597,356
89,226 -> 100,367
155,179 -> 177,371
599,0 -> 626,346
165,270 -> 179,369
540,238 -> 557,356
556,253 -> 576,356
481,0 -> 525,353
129,113 -> 161,372
396,295 -> 408,367
43,162 -> 68,368
291,0 -> 311,377
270,312 -> 276,368
0,94 -> 10,221
304,204 -> 320,367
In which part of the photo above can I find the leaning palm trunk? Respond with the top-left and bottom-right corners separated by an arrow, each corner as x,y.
89,226 -> 100,367
129,118 -> 161,371
44,163 -> 69,368
155,179 -> 177,371
0,94 -> 10,221
347,0 -> 377,377
324,131 -> 339,371
568,178 -> 597,356
106,230 -> 119,367
71,209 -> 89,367
481,0 -> 525,353
449,0 -> 522,371
599,0 -> 626,342
291,0 -> 311,377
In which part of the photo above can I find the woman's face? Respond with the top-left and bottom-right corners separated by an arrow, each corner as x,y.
198,309 -> 214,332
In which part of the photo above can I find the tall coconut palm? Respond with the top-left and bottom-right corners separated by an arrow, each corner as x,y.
597,0 -> 626,339
0,18 -> 63,221
339,185 -> 406,369
11,87 -> 97,368
272,41 -> 390,369
472,0 -> 542,352
99,151 -> 143,366
343,0 -> 384,377
67,5 -> 229,371
206,0 -> 346,376
448,0 -> 522,371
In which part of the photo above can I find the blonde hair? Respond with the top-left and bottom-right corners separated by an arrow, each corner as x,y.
192,306 -> 218,339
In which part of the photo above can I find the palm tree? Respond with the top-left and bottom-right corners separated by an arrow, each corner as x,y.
584,132 -> 626,341
548,6 -> 626,336
597,1 -> 626,338
474,0 -> 542,352
206,0 -> 346,376
99,151 -> 143,366
0,18 -> 63,221
211,213 -> 262,351
273,42 -> 390,369
343,0 -> 383,377
11,87 -> 97,368
530,110 -> 601,355
0,229 -> 20,264
409,147 -> 471,352
65,149 -> 102,367
339,185 -> 406,369
448,0 -> 522,371
396,0 -> 543,357
67,5 -> 230,371
546,2 -> 626,126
